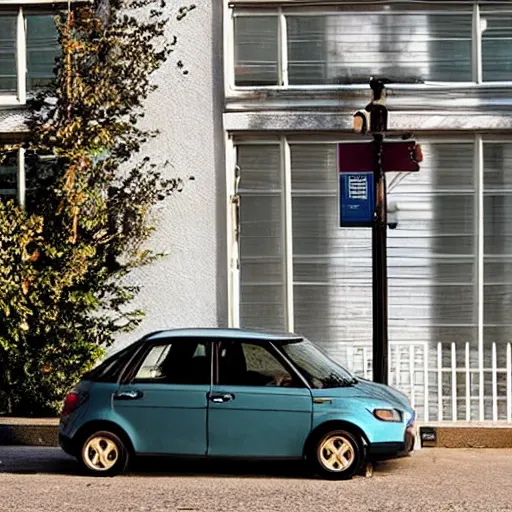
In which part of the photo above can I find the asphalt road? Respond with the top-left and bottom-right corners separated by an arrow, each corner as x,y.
1,447 -> 512,512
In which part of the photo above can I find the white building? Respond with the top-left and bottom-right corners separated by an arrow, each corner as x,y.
2,0 -> 512,424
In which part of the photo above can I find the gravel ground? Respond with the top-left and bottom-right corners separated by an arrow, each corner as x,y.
1,447 -> 512,512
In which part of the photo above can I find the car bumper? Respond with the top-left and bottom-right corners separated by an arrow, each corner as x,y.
367,425 -> 415,461
59,433 -> 78,457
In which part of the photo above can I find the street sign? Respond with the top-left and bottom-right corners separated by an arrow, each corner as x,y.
338,140 -> 421,173
339,172 -> 375,227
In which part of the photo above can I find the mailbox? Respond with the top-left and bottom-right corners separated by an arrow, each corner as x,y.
340,172 -> 375,227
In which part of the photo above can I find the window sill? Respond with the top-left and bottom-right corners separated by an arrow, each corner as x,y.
227,81 -> 512,97
0,96 -> 23,107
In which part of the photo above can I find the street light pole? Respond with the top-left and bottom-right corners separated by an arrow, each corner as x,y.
350,78 -> 422,385
368,78 -> 389,385
372,132 -> 388,385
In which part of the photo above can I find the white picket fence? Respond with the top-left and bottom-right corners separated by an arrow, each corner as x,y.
336,341 -> 512,423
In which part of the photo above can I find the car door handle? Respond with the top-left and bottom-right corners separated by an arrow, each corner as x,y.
114,390 -> 143,400
209,392 -> 235,403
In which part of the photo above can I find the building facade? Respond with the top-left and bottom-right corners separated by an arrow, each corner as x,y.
2,0 -> 512,424
224,0 -> 512,424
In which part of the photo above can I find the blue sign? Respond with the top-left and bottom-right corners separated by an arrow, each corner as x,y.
340,172 -> 375,227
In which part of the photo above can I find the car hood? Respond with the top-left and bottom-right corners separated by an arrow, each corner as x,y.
351,378 -> 412,410
314,378 -> 412,411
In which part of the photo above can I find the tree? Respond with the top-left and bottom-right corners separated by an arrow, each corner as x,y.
0,0 -> 194,416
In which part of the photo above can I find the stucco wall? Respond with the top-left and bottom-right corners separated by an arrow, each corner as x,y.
112,0 -> 226,352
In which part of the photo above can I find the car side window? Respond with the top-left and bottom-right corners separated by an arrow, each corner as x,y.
132,340 -> 211,385
218,340 -> 301,388
84,344 -> 139,383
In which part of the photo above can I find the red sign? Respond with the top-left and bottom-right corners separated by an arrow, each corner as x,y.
339,141 -> 422,173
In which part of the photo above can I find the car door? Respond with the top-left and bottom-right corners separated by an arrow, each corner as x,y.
113,338 -> 211,455
207,339 -> 313,458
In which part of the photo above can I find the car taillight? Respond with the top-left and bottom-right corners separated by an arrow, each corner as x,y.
61,392 -> 81,417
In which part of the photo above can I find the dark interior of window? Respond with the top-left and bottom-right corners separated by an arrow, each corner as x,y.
83,343 -> 140,383
217,340 -> 301,388
0,151 -> 17,199
132,340 -> 211,385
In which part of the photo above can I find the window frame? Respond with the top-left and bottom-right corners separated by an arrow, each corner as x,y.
0,1 -> 86,106
213,338 -> 310,388
224,1 -> 512,94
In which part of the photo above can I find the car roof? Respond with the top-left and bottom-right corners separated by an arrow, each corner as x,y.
144,328 -> 303,343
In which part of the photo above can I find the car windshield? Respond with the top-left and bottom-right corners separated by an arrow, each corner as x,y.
280,338 -> 355,389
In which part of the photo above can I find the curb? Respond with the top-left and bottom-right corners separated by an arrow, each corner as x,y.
2,419 -> 512,449
419,424 -> 512,449
0,419 -> 59,447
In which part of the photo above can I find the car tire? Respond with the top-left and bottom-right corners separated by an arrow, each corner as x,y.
309,429 -> 362,480
80,430 -> 130,477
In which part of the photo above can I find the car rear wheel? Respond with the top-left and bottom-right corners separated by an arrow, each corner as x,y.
80,430 -> 129,477
310,429 -> 362,480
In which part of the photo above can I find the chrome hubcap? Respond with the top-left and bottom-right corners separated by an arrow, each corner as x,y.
83,436 -> 119,471
319,435 -> 355,472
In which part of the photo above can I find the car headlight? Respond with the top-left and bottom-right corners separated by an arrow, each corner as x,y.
404,410 -> 415,426
373,409 -> 402,422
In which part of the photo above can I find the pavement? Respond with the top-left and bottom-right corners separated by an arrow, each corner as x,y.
0,447 -> 512,512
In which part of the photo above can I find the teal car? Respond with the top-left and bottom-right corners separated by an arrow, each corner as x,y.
59,329 -> 415,479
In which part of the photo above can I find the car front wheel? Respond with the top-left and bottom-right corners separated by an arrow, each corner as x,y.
310,429 -> 362,480
80,430 -> 129,477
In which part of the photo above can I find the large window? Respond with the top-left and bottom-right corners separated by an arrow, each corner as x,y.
0,7 -> 59,103
230,2 -> 512,88
233,137 -> 512,422
286,13 -> 472,85
238,144 -> 285,331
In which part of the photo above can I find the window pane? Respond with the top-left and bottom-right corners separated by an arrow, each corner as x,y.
0,152 -> 17,199
388,143 -> 476,350
84,344 -> 139,383
238,145 -> 285,331
281,339 -> 353,389
27,15 -> 60,91
287,12 -> 472,85
234,16 -> 278,86
218,340 -> 294,387
0,16 -> 17,93
289,141 -> 476,420
291,144 -> 371,352
484,143 -> 512,350
24,153 -> 56,208
481,7 -> 512,82
133,341 -> 210,385
483,142 -> 512,419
